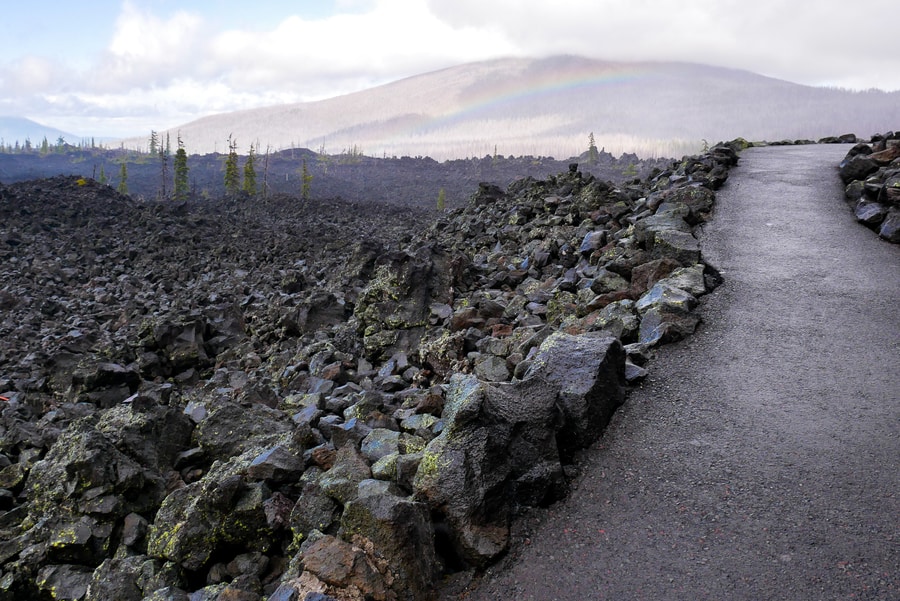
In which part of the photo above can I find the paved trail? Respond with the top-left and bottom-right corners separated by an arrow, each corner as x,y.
452,145 -> 900,600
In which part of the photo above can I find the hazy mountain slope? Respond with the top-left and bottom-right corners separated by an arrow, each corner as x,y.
127,55 -> 900,159
0,117 -> 79,147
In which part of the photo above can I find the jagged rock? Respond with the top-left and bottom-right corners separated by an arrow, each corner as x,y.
318,446 -> 372,506
624,360 -> 649,383
26,419 -> 166,522
340,485 -> 437,600
330,418 -> 372,450
141,317 -> 211,377
591,299 -> 640,341
839,154 -> 878,184
646,229 -> 701,265
472,354 -> 510,382
589,269 -> 630,294
578,231 -> 607,254
142,587 -> 190,601
247,445 -> 305,482
661,264 -> 708,296
147,456 -> 273,571
290,479 -> 341,547
70,362 -> 141,407
95,403 -> 193,472
523,332 -> 625,456
297,534 -> 393,601
879,208 -> 900,242
855,201 -> 889,225
195,401 -> 292,459
360,429 -> 401,463
354,244 -> 456,361
412,331 -> 624,570
659,185 -> 715,223
413,374 -> 564,567
85,556 -> 169,601
36,564 -> 93,600
868,144 -> 900,165
636,282 -> 699,315
638,306 -> 701,346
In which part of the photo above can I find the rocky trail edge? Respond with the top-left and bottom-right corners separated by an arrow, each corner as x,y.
452,144 -> 900,601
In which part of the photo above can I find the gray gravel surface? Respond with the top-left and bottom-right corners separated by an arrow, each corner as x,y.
447,144 -> 900,600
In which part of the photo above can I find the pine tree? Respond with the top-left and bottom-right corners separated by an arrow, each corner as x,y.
437,187 -> 446,211
149,130 -> 159,156
242,144 -> 257,196
117,162 -> 128,195
301,159 -> 312,201
262,145 -> 271,198
588,132 -> 599,163
159,141 -> 169,200
224,135 -> 240,195
174,134 -> 189,202
99,165 -> 107,185
40,136 -> 49,155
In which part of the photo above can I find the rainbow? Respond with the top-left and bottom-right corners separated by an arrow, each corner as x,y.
420,60 -> 656,133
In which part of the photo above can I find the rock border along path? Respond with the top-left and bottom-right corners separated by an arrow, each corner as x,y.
455,144 -> 900,600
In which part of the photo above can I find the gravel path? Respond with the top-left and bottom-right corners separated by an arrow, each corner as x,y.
452,144 -> 900,600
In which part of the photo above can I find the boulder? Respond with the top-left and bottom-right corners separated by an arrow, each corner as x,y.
592,299 -> 640,341
26,420 -> 165,520
413,375 -> 563,567
839,154 -> 878,184
647,229 -> 701,265
635,281 -> 699,315
868,144 -> 900,165
855,201 -> 889,226
523,332 -> 625,456
85,556 -> 165,601
354,244 -> 456,361
340,486 -> 437,600
660,185 -> 715,223
879,208 -> 900,243
147,457 -> 272,571
36,564 -> 93,601
298,534 -> 392,601
195,401 -> 292,459
318,446 -> 372,505
247,445 -> 305,482
638,306 -> 700,346
630,258 -> 682,295
290,478 -> 340,547
95,403 -> 193,472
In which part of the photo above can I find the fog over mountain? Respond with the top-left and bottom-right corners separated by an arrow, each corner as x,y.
123,55 -> 900,160
0,117 -> 79,148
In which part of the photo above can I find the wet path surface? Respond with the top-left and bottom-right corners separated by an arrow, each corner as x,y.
452,145 -> 900,600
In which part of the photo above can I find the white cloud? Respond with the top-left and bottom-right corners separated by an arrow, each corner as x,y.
207,0 -> 517,93
95,0 -> 206,90
3,0 -> 899,139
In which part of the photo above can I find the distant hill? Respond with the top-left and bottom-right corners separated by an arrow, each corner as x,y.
122,55 -> 900,160
0,116 -> 79,148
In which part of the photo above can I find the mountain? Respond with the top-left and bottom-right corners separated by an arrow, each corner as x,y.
125,55 -> 900,159
0,116 -> 79,148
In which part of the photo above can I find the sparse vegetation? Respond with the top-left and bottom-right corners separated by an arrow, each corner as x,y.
117,162 -> 128,195
301,159 -> 312,201
242,144 -> 257,196
224,135 -> 240,195
588,132 -> 599,163
173,134 -> 189,202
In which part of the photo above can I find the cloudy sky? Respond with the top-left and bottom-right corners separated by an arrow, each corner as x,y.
2,0 -> 898,139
